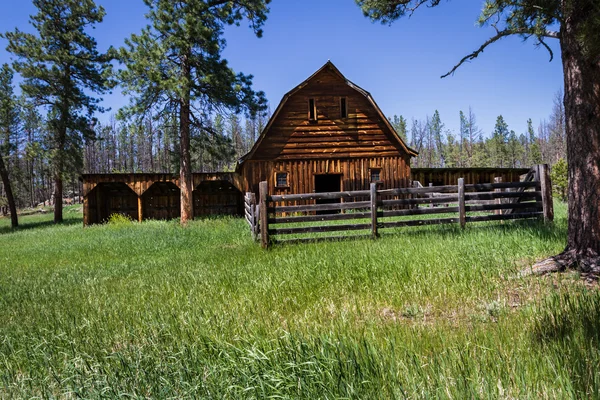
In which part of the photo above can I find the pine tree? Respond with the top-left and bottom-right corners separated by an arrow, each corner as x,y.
357,0 -> 600,269
389,114 -> 408,141
527,118 -> 542,165
0,64 -> 19,228
3,0 -> 115,223
490,115 -> 509,167
119,0 -> 269,225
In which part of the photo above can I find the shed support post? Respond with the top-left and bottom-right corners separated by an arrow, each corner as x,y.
259,181 -> 269,248
370,182 -> 379,239
538,164 -> 554,223
458,177 -> 466,229
137,196 -> 143,222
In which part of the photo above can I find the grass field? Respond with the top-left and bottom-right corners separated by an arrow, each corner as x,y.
1,202 -> 600,398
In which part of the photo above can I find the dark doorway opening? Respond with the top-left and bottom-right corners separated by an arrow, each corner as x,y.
314,174 -> 342,214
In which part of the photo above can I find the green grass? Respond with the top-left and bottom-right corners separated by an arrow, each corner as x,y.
1,202 -> 599,398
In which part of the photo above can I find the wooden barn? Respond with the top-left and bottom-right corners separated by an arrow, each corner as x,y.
81,62 -> 417,225
237,61 -> 418,197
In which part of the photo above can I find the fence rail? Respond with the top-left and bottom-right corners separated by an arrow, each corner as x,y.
247,164 -> 553,248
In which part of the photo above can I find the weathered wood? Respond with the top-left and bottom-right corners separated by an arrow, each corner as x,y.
137,196 -> 143,222
269,223 -> 371,235
270,211 -> 371,224
370,182 -> 378,238
494,177 -> 503,216
270,201 -> 371,214
380,217 -> 459,228
464,181 -> 540,191
259,181 -> 269,248
458,177 -> 466,229
381,206 -> 459,218
539,164 -> 554,222
465,212 -> 543,223
270,190 -> 370,202
378,185 -> 458,195
464,192 -> 541,201
466,201 -> 542,212
381,196 -> 459,207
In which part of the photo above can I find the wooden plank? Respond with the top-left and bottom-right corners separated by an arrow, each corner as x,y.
269,223 -> 371,235
270,190 -> 370,202
381,196 -> 459,206
464,192 -> 541,201
270,201 -> 371,214
370,182 -> 378,238
380,217 -> 458,228
259,181 -> 269,249
378,185 -> 458,195
269,211 -> 371,224
465,212 -> 543,223
466,202 -> 542,212
381,206 -> 459,218
464,181 -> 540,191
458,177 -> 466,229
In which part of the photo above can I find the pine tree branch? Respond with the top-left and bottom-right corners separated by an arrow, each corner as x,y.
441,27 -> 560,78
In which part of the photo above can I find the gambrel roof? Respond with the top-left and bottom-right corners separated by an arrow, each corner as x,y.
240,61 -> 418,164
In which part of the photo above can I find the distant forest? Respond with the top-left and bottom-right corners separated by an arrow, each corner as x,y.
0,90 -> 566,210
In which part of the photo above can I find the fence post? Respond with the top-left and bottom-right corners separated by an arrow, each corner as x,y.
370,182 -> 379,239
458,177 -> 466,229
250,193 -> 258,241
259,181 -> 269,248
494,177 -> 503,215
539,164 -> 554,223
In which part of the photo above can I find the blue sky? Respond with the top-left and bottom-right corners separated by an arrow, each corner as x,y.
0,0 -> 563,138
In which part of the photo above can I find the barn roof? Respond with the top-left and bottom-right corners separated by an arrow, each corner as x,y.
239,61 -> 418,165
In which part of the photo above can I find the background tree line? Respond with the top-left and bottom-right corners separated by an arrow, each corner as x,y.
1,75 -> 567,212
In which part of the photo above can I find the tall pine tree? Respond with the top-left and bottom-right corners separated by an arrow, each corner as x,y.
119,0 -> 270,225
3,0 -> 114,223
0,64 -> 19,228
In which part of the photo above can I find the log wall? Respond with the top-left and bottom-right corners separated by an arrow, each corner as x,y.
411,168 -> 530,187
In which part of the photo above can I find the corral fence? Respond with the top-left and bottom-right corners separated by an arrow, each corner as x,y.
244,164 -> 553,249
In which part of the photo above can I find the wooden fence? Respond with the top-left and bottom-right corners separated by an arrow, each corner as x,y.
246,164 -> 553,248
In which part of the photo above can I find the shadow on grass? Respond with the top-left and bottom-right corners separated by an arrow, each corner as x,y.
531,290 -> 600,395
0,217 -> 81,235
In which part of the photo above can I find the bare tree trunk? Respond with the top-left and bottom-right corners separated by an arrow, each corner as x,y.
0,152 -> 18,228
179,52 -> 193,225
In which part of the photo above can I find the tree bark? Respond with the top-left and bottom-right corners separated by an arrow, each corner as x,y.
539,1 -> 600,273
179,51 -> 193,225
0,152 -> 18,228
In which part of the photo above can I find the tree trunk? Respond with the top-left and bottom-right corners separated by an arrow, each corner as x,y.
0,152 -> 18,228
538,3 -> 600,272
179,52 -> 193,225
54,168 -> 63,224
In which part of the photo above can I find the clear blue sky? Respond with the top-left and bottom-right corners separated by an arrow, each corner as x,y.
0,0 -> 564,138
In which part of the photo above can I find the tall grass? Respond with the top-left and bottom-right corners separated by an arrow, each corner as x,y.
1,202 -> 599,398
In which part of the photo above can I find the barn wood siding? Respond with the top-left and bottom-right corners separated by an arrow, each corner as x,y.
240,156 -> 411,196
254,69 -> 406,160
411,168 -> 531,186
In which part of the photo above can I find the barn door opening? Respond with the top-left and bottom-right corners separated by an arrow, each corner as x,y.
314,174 -> 342,214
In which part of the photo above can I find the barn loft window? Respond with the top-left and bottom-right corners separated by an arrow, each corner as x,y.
276,172 -> 288,188
370,168 -> 381,182
340,97 -> 348,118
308,98 -> 317,121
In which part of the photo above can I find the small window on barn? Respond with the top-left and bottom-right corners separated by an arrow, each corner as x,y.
370,168 -> 381,182
308,98 -> 317,121
276,172 -> 288,188
340,97 -> 348,118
